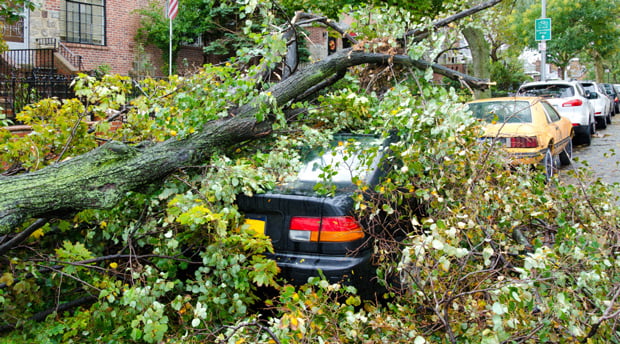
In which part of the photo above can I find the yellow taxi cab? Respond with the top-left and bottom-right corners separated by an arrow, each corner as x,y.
466,97 -> 574,179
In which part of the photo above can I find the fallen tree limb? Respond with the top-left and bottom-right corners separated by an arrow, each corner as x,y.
0,50 -> 490,234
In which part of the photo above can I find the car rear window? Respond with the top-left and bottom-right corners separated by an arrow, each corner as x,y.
580,83 -> 596,92
277,134 -> 390,194
517,84 -> 575,98
467,100 -> 533,123
298,135 -> 384,183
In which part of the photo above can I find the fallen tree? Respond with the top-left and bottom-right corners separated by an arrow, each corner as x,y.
0,0 -> 505,234
0,49 -> 490,234
2,1 -> 620,343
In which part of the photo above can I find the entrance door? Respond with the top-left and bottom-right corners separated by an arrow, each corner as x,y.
2,10 -> 29,50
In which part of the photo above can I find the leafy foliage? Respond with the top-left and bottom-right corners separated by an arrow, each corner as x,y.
505,0 -> 620,76
1,2 -> 620,344
136,0 -> 280,73
278,0 -> 454,19
490,58 -> 532,96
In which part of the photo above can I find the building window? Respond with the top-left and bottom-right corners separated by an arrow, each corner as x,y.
62,0 -> 105,45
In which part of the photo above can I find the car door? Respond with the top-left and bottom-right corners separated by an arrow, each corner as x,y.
541,101 -> 570,154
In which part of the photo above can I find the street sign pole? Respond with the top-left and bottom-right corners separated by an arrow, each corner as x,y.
540,0 -> 547,81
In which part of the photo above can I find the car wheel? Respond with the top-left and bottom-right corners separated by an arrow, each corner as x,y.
597,117 -> 607,129
607,113 -> 612,124
580,129 -> 592,146
542,148 -> 555,181
577,123 -> 595,146
559,139 -> 572,166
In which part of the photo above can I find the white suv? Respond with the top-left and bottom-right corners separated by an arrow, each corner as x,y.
517,80 -> 596,145
578,81 -> 612,129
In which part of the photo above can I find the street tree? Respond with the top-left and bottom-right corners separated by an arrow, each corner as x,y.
1,1 -> 619,343
506,0 -> 620,80
470,0 -> 531,94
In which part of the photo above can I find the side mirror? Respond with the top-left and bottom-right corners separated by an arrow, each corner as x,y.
588,91 -> 599,99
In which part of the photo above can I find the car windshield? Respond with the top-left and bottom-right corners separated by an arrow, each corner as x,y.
518,84 -> 575,98
276,134 -> 390,194
467,100 -> 533,123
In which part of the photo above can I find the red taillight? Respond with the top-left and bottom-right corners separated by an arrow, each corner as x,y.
289,216 -> 364,242
510,137 -> 538,148
562,99 -> 583,107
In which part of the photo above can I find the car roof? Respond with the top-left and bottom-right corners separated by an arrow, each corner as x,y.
520,80 -> 579,87
466,96 -> 544,104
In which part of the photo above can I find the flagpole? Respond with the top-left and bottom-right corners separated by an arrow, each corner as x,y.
169,15 -> 172,76
167,0 -> 178,76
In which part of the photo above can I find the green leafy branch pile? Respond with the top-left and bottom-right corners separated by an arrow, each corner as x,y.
1,4 -> 619,344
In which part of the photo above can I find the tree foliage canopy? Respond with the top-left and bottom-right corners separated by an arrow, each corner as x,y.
505,0 -> 620,77
1,1 -> 620,343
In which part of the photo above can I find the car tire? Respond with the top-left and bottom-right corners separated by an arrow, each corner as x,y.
559,139 -> 572,166
581,129 -> 592,146
597,117 -> 607,129
542,148 -> 555,181
607,113 -> 612,124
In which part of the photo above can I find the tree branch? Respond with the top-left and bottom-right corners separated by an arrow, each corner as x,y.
0,49 -> 490,234
0,295 -> 97,333
0,218 -> 48,255
405,0 -> 504,42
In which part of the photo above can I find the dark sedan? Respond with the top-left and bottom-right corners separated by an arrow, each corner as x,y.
237,133 -> 398,295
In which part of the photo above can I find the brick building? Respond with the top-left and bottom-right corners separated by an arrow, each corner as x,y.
2,0 -> 167,77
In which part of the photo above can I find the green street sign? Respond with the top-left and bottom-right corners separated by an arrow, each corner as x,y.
535,18 -> 551,41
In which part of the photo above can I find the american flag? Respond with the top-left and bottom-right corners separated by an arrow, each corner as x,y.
168,0 -> 178,20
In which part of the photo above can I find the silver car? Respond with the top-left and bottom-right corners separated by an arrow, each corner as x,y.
517,80 -> 596,145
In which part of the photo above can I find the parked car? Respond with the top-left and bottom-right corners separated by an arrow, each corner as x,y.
601,83 -> 619,115
613,84 -> 620,104
237,133 -> 403,295
516,80 -> 595,145
578,81 -> 612,129
466,97 -> 574,180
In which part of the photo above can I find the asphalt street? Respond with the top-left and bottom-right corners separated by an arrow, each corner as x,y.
564,117 -> 620,185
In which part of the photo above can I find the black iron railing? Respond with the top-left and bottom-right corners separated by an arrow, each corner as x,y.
35,38 -> 85,71
0,75 -> 75,121
0,49 -> 55,78
58,41 -> 84,71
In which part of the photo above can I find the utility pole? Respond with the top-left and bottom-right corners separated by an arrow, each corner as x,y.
540,0 -> 547,81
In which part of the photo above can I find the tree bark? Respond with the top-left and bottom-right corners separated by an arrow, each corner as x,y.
462,26 -> 492,99
0,50 -> 490,234
593,53 -> 605,83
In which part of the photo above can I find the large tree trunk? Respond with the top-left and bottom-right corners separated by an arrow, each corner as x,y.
462,26 -> 492,99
